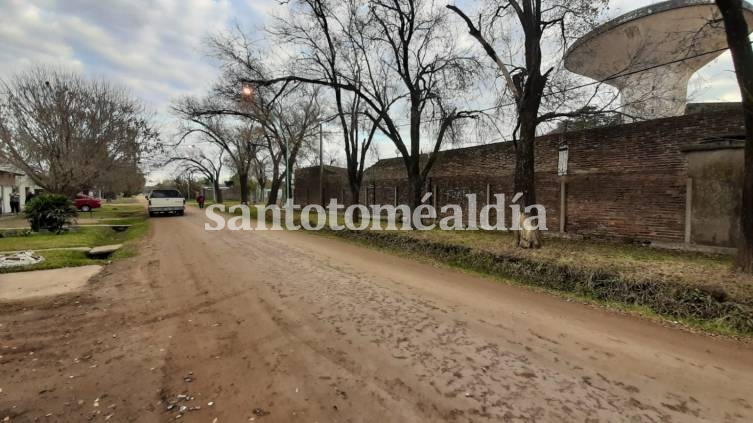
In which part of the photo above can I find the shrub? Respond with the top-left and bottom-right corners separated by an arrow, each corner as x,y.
24,194 -> 78,233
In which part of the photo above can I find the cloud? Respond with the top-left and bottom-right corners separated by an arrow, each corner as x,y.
0,0 -> 236,106
0,0 -> 747,182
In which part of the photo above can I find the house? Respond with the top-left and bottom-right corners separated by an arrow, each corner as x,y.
0,164 -> 41,214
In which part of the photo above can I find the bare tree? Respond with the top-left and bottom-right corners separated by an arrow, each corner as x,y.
0,67 -> 157,196
447,0 -> 609,248
247,86 -> 322,206
249,145 -> 269,203
187,49 -> 325,206
168,144 -> 225,203
169,170 -> 202,200
97,162 -> 147,198
716,0 -> 753,272
269,0 -> 383,208
222,0 -> 481,211
172,97 -> 262,204
234,124 -> 268,205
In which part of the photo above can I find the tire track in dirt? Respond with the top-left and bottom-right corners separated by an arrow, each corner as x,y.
2,208 -> 752,422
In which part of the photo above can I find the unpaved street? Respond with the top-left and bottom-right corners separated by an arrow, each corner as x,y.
1,207 -> 752,422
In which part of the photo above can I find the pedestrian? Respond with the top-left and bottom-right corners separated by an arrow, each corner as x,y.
10,192 -> 20,215
196,194 -> 205,209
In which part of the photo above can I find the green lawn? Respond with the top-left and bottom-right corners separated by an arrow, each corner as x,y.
81,203 -> 147,220
0,208 -> 149,273
0,204 -> 147,229
0,222 -> 146,252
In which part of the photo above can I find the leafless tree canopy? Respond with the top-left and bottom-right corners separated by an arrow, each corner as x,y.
447,0 -> 611,248
0,67 -> 157,196
174,46 -> 324,206
213,0 -> 483,209
266,0 -> 383,206
167,142 -> 226,203
172,96 -> 268,205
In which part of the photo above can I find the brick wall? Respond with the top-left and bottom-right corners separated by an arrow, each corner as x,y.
297,110 -> 746,244
295,166 -> 354,207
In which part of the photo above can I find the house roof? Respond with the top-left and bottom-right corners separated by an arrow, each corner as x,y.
0,164 -> 24,176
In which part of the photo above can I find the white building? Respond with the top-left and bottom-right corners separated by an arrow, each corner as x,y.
0,165 -> 41,214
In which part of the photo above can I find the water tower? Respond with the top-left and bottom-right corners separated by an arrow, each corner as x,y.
564,0 -> 753,120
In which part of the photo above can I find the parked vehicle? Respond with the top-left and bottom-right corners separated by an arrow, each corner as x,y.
74,194 -> 102,212
147,189 -> 185,217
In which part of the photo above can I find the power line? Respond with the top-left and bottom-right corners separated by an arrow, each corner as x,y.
318,40 -> 749,134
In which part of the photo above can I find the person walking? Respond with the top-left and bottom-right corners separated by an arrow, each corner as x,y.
196,194 -> 205,209
10,192 -> 20,215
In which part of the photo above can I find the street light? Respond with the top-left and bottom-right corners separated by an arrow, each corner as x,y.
318,113 -> 341,205
240,84 -> 291,204
240,86 -> 343,206
240,84 -> 290,204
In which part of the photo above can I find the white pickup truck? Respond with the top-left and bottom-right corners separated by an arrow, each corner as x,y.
147,188 -> 185,217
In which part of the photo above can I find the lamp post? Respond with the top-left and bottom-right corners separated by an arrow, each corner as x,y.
285,136 -> 291,204
241,85 -> 279,204
318,114 -> 341,205
246,140 -> 267,204
243,85 -> 338,206
319,122 -> 323,205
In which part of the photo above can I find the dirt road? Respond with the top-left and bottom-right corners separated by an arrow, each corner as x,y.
2,207 -> 752,422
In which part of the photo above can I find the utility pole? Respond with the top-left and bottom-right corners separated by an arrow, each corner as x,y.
319,122 -> 324,205
285,137 -> 291,204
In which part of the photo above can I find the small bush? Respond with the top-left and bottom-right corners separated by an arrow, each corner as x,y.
24,194 -> 78,233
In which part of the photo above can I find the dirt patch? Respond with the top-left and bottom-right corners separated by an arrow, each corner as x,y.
0,265 -> 102,301
2,209 -> 752,422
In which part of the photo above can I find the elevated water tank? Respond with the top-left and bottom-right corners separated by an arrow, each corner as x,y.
564,0 -> 753,120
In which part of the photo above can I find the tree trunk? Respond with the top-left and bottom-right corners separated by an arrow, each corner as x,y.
513,100 -> 543,249
267,176 -> 282,207
513,113 -> 538,209
266,161 -> 282,207
348,185 -> 360,208
213,181 -> 223,204
256,176 -> 266,204
407,175 -> 424,210
717,0 -> 753,272
239,173 -> 249,205
348,184 -> 361,222
405,165 -> 425,229
405,157 -> 424,211
406,94 -> 425,215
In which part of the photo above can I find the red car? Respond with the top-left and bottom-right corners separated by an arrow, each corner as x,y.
74,195 -> 102,212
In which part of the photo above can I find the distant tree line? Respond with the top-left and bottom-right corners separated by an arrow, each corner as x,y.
0,67 -> 155,197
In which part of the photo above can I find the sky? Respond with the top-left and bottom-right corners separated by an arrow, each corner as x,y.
0,0 -> 746,183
